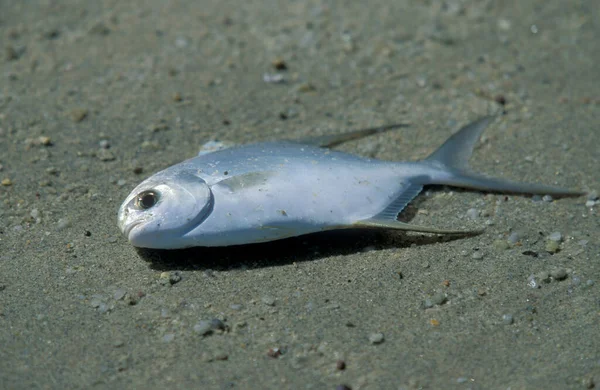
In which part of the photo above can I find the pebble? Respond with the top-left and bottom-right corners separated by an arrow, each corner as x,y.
545,240 -> 560,253
1,178 -> 12,186
548,232 -> 562,242
56,218 -> 72,231
587,190 -> 598,201
113,288 -> 127,301
535,271 -> 550,284
368,333 -> 384,344
492,239 -> 510,250
162,334 -> 175,343
99,139 -> 110,149
457,377 -> 469,384
471,251 -> 484,260
261,296 -> 276,306
542,195 -> 553,202
507,231 -> 522,245
585,280 -> 594,287
70,108 -> 88,122
502,314 -> 514,325
465,208 -> 479,220
193,321 -> 213,335
159,271 -> 182,285
263,73 -> 285,83
431,293 -> 447,306
550,268 -> 567,281
585,200 -> 596,207
96,149 -> 116,161
527,274 -> 539,289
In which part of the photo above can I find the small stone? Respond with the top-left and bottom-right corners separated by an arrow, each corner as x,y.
113,288 -> 127,301
585,200 -> 596,207
493,239 -> 510,250
193,321 -> 212,335
368,333 -> 384,344
267,348 -> 283,358
99,139 -> 110,149
502,314 -> 514,325
550,268 -> 567,281
497,18 -> 512,31
70,108 -> 88,122
587,190 -> 598,201
542,195 -> 553,202
162,333 -> 175,343
1,178 -> 12,186
263,73 -> 285,83
172,92 -> 183,102
214,352 -> 228,361
39,136 -> 52,146
272,58 -> 287,70
545,240 -> 560,254
56,218 -> 72,231
96,149 -> 116,161
582,377 -> 595,389
471,251 -> 484,260
586,280 -> 594,287
431,293 -> 447,306
457,377 -> 469,384
465,208 -> 479,220
261,296 -> 276,306
535,271 -> 551,283
5,45 -> 19,61
296,83 -> 316,93
507,231 -> 522,245
548,232 -> 562,242
527,274 -> 539,289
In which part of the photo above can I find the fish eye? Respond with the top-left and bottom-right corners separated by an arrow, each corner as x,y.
135,190 -> 159,210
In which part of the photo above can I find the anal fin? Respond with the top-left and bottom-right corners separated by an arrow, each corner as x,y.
355,218 -> 483,235
374,183 -> 423,220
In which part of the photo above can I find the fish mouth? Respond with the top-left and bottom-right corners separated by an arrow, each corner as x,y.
122,220 -> 143,240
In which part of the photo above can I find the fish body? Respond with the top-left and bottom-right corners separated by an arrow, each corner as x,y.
118,117 -> 583,249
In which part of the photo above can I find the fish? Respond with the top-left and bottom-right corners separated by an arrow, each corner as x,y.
117,117 -> 584,249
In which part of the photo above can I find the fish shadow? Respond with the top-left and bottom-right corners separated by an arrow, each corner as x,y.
138,226 -> 477,272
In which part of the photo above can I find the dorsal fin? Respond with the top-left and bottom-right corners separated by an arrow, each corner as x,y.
296,123 -> 410,148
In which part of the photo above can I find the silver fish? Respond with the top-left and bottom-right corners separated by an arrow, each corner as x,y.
118,117 -> 583,249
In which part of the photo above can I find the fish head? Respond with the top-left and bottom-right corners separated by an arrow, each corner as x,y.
118,169 -> 212,248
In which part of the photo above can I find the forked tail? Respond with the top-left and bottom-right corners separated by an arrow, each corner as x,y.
425,116 -> 585,197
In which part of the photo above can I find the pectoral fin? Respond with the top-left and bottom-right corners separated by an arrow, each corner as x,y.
213,171 -> 275,192
355,217 -> 484,235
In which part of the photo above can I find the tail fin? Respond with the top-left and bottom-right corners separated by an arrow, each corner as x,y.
425,117 -> 585,197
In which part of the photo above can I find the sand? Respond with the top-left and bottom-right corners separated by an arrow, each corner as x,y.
1,0 -> 599,389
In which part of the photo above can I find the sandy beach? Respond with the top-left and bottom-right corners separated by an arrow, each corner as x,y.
1,1 -> 598,388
